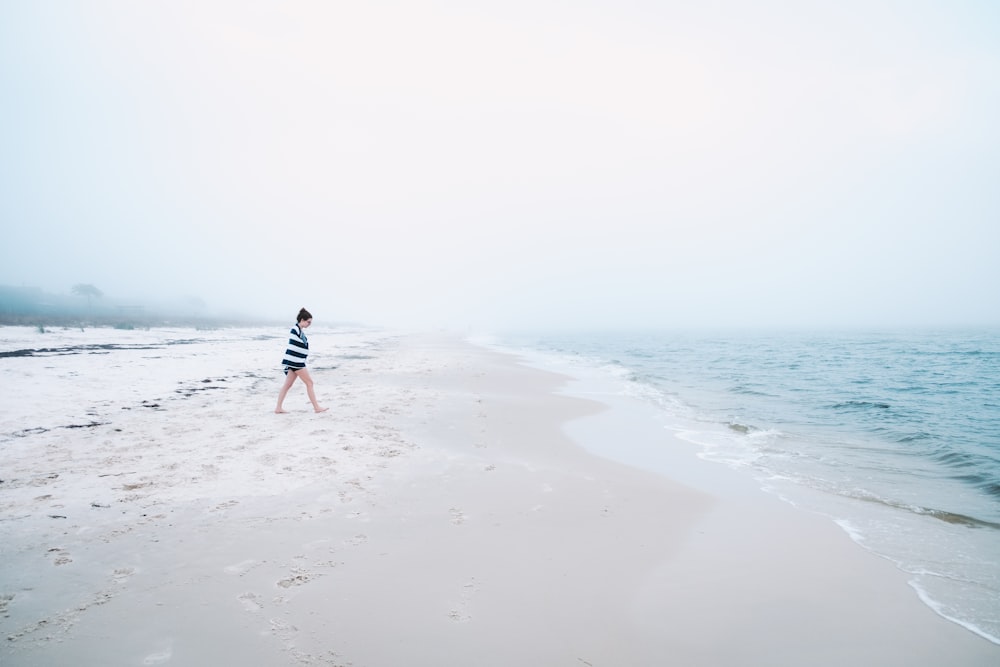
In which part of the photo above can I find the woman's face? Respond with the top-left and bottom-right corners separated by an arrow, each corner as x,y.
300,318 -> 313,328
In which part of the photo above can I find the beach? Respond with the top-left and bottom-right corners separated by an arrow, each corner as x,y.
1,326 -> 997,666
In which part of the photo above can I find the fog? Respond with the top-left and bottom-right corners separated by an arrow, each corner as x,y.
2,1 -> 998,331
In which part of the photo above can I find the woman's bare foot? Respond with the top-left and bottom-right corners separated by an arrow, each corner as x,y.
275,408 -> 289,414
314,407 -> 329,413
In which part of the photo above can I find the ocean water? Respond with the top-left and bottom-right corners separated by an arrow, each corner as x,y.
500,328 -> 1000,644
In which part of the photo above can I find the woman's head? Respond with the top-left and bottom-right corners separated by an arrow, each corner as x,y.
297,308 -> 313,325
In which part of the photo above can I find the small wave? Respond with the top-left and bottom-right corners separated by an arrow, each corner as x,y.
893,385 -> 931,394
929,450 -> 1000,498
911,592 -> 1000,646
896,431 -> 932,444
932,449 -> 979,467
729,384 -> 773,397
848,492 -> 1000,530
831,400 -> 890,410
914,507 -> 1000,529
724,423 -> 783,442
833,518 -> 866,543
953,474 -> 1000,500
980,481 -> 1000,498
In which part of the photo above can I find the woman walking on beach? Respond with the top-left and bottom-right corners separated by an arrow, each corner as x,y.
275,308 -> 328,414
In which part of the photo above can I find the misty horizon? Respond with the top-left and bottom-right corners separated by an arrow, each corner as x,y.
2,2 -> 998,332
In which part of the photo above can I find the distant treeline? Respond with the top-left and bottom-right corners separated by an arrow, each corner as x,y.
0,284 -> 275,329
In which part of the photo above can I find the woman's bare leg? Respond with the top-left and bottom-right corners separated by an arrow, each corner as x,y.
275,371 -> 298,413
297,368 -> 328,413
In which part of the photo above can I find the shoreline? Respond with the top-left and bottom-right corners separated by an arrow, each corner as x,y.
1,327 -> 997,665
506,337 -> 1000,650
552,364 -> 1000,659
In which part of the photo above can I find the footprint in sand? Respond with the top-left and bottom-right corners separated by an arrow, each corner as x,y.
449,508 -> 466,525
47,547 -> 72,566
268,618 -> 298,642
238,592 -> 263,612
448,578 -> 479,623
112,567 -> 135,583
277,571 -> 314,589
211,500 -> 239,512
223,559 -> 258,576
142,648 -> 172,665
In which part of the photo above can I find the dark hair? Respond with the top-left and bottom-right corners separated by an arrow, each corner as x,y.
297,308 -> 312,323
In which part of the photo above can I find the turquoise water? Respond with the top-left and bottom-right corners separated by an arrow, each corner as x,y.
503,328 -> 1000,644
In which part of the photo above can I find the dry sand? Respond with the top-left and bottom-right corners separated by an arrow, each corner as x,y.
0,326 -> 997,666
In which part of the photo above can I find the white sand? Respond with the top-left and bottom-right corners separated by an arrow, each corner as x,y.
1,326 -> 997,666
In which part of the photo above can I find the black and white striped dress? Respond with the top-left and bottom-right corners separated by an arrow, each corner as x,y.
281,324 -> 309,371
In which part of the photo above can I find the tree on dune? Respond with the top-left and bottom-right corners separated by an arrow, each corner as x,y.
72,283 -> 103,309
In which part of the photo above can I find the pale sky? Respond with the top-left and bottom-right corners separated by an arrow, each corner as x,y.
2,1 -> 998,331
